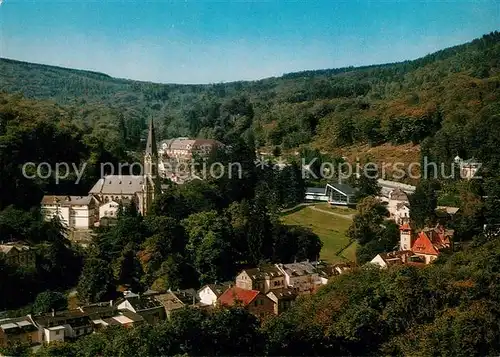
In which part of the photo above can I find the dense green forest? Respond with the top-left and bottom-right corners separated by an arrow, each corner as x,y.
6,234 -> 500,357
1,31 -> 499,165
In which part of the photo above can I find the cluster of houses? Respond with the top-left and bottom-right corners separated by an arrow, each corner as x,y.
370,222 -> 455,268
0,261 -> 351,348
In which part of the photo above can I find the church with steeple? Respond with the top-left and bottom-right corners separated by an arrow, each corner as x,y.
89,118 -> 161,216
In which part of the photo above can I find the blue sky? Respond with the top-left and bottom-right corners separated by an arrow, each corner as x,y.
0,0 -> 498,84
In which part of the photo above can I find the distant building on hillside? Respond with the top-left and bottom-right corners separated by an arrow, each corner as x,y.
158,138 -> 223,160
454,156 -> 481,180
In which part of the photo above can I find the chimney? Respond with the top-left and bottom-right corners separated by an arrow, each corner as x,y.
109,300 -> 113,307
51,309 -> 55,317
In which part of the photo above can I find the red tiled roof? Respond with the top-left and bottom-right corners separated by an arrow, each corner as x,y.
218,287 -> 259,307
411,231 -> 439,255
399,223 -> 411,231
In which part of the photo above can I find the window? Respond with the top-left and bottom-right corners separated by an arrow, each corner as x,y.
254,300 -> 258,307
55,330 -> 60,335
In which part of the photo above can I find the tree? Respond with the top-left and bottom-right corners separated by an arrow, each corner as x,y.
112,243 -> 144,292
347,196 -> 388,245
182,211 -> 234,284
351,160 -> 380,201
203,307 -> 263,356
77,256 -> 116,303
409,180 -> 439,228
32,291 -> 67,314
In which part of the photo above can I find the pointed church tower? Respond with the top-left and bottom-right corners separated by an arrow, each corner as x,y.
142,118 -> 160,215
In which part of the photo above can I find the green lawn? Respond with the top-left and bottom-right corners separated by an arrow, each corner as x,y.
281,205 -> 355,263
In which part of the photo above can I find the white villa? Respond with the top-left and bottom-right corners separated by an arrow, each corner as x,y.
40,195 -> 99,229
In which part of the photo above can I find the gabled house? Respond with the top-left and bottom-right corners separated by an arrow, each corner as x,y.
411,225 -> 453,264
235,265 -> 285,293
266,288 -> 298,315
116,292 -> 165,325
218,286 -> 275,319
385,188 -> 410,224
198,283 -> 232,306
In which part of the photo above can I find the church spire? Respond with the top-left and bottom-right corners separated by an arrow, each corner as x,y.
145,118 -> 158,158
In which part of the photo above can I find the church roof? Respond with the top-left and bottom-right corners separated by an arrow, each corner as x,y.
145,118 -> 158,158
89,175 -> 144,195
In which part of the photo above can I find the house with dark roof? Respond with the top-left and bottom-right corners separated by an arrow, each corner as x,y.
116,292 -> 165,325
32,303 -> 118,344
217,286 -> 275,319
0,242 -> 35,268
0,316 -> 39,348
325,183 -> 358,206
235,265 -> 286,293
266,288 -> 298,315
276,261 -> 319,294
91,309 -> 144,330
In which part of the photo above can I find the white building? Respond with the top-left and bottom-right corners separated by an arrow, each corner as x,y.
383,188 -> 410,224
98,200 -> 121,220
41,195 -> 99,230
197,283 -> 231,306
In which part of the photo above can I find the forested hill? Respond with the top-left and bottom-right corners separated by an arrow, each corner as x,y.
1,31 -> 499,164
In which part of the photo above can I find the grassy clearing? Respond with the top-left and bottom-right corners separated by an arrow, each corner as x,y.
281,205 -> 354,263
